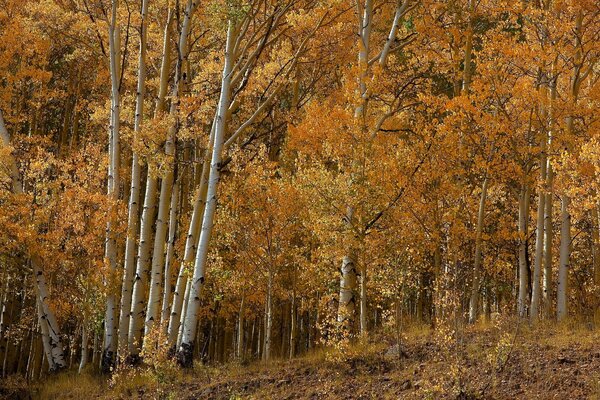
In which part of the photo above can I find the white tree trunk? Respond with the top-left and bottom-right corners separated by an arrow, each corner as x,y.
146,0 -> 195,339
263,271 -> 273,362
542,164 -> 553,317
128,7 -> 175,357
118,0 -> 148,358
518,185 -> 530,317
469,177 -> 488,323
177,20 -> 235,367
128,175 -> 157,357
360,268 -> 368,335
167,145 -> 211,345
355,0 -> 373,119
160,176 -> 181,329
557,196 -> 570,321
36,295 -> 55,372
530,150 -> 547,322
103,8 -> 121,369
338,255 -> 358,328
78,325 -> 88,374
177,279 -> 192,348
33,260 -> 67,371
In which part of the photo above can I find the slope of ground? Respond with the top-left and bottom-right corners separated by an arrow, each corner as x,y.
8,321 -> 600,400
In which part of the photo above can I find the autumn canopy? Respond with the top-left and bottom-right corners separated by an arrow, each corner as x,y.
0,0 -> 599,381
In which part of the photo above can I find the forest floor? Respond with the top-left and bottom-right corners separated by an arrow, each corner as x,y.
5,320 -> 600,400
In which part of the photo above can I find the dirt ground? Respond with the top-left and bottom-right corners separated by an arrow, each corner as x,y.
178,325 -> 600,400
5,323 -> 600,400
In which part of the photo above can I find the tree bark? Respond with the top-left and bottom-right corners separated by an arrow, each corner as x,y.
557,196 -> 570,321
177,19 -> 235,368
469,177 -> 488,324
102,4 -> 121,370
518,185 -> 530,317
542,164 -> 553,318
118,0 -> 148,359
530,149 -> 547,322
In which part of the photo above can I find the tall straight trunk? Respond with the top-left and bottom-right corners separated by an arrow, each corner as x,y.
36,296 -> 55,372
530,148 -> 547,322
557,196 -> 570,321
145,171 -> 174,334
146,0 -> 195,337
592,206 -> 600,320
160,175 -> 181,329
542,57 -> 557,319
177,20 -> 235,368
79,325 -> 88,373
289,293 -> 296,359
91,331 -> 98,367
593,206 -> 600,287
33,268 -> 66,371
236,295 -> 245,359
469,177 -> 488,323
360,268 -> 368,334
128,173 -> 157,357
518,185 -> 530,317
263,271 -> 273,362
338,253 -> 358,329
354,0 -> 373,118
542,164 -> 553,318
128,7 -> 175,357
103,0 -> 122,368
118,0 -> 148,358
168,154 -> 210,345
177,279 -> 192,348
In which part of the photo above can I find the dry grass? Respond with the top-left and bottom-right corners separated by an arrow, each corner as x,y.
14,320 -> 600,400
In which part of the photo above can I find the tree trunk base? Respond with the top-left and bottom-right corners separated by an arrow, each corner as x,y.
177,342 -> 194,368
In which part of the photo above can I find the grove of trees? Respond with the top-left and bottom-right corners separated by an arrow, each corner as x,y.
0,0 -> 599,379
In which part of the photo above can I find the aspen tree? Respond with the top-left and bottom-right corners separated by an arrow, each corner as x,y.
128,6 -> 177,358
177,2 -> 324,366
468,177 -> 488,323
103,0 -> 122,369
118,0 -> 149,358
146,0 -> 198,337
1,111 -> 67,372
518,185 -> 531,317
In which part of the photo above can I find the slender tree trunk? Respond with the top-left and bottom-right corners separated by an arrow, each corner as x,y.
103,0 -> 122,369
338,254 -> 358,330
178,20 -> 235,368
167,152 -> 211,344
36,296 -> 55,373
530,148 -> 547,322
33,260 -> 66,371
237,295 -> 244,359
79,326 -> 88,373
146,0 -> 195,338
289,293 -> 296,359
542,164 -> 553,318
263,270 -> 273,362
128,174 -> 157,358
118,0 -> 148,359
557,196 -> 571,321
128,6 -> 175,357
338,206 -> 358,331
518,185 -> 530,317
160,175 -> 181,329
360,267 -> 368,334
593,206 -> 600,286
177,279 -> 192,348
469,177 -> 488,324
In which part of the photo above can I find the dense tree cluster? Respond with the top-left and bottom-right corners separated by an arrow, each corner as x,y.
0,0 -> 599,378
